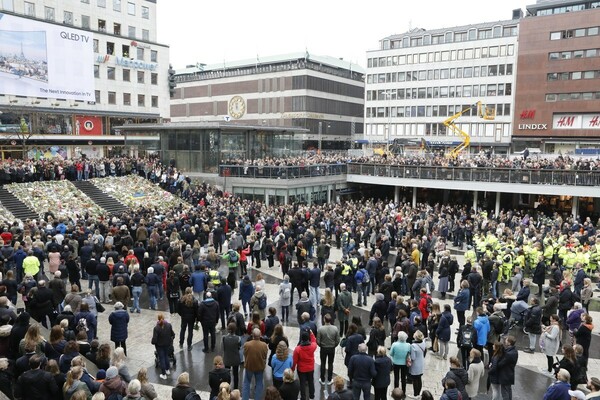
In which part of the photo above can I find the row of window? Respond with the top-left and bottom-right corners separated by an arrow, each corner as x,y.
369,44 -> 515,68
366,103 -> 512,119
94,40 -> 158,61
547,70 -> 600,81
545,92 -> 600,102
550,26 -> 600,40
95,90 -> 159,107
535,2 -> 598,16
365,122 -> 511,138
94,66 -> 158,84
15,2 -> 150,42
381,25 -> 518,50
549,48 -> 600,61
367,64 -> 514,85
80,0 -> 150,18
367,83 -> 513,102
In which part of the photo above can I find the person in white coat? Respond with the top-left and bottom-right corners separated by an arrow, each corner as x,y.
540,314 -> 561,375
466,348 -> 485,399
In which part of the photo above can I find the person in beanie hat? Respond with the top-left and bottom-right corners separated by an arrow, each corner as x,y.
100,366 -> 127,398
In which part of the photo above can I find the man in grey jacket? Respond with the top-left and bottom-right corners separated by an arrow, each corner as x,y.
317,314 -> 339,384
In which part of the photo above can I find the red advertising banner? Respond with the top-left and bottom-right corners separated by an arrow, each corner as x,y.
75,116 -> 103,135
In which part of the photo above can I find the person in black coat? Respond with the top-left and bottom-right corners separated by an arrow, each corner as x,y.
497,336 -> 519,399
171,372 -> 197,400
177,288 -> 199,349
197,292 -> 220,353
379,275 -> 394,303
532,256 -> 546,296
208,355 -> 230,399
523,298 -> 542,353
152,314 -> 175,379
9,312 -> 30,359
14,354 -> 58,400
373,346 -> 392,400
369,293 -> 388,325
279,368 -> 301,400
215,279 -> 232,330
343,324 -> 364,366
558,283 -> 574,326
516,281 -> 531,302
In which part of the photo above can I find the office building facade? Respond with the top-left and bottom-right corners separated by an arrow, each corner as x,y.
513,0 -> 600,153
0,0 -> 169,159
365,19 -> 519,153
171,53 -> 364,151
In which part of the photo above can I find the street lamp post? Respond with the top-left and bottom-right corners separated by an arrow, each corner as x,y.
318,121 -> 322,153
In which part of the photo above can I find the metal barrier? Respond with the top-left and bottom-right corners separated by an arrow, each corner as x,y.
219,164 -> 347,179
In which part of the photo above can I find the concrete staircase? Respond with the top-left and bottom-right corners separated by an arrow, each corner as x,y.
71,180 -> 129,215
0,187 -> 39,221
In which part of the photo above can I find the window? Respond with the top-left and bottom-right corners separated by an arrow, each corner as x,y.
113,0 -> 121,12
122,45 -> 130,57
455,32 -> 467,42
98,19 -> 106,32
150,50 -> 158,62
94,65 -> 100,78
574,50 -> 584,59
550,31 -> 562,40
93,39 -> 98,53
127,1 -> 135,14
81,15 -> 90,29
588,27 -> 599,36
142,6 -> 149,19
561,51 -> 572,60
95,90 -> 101,104
572,71 -> 582,80
489,46 -> 498,57
488,65 -> 498,76
108,91 -> 116,104
24,1 -> 34,16
123,69 -> 130,82
82,0 -> 90,3
445,32 -> 453,43
137,71 -> 144,83
44,6 -> 55,20
142,29 -> 149,41
464,67 -> 473,78
123,93 -> 131,106
584,71 -> 595,79
98,0 -> 106,7
549,52 -> 559,60
547,73 -> 558,81
151,96 -> 158,108
586,49 -> 597,57
64,11 -> 73,25
575,28 -> 586,37
107,42 -> 114,55
2,0 -> 14,11
113,23 -> 121,35
505,83 -> 512,96
137,47 -> 144,60
107,67 -> 115,80
138,95 -> 145,107
151,73 -> 157,85
128,26 -> 136,38
493,26 -> 502,38
441,51 -> 449,61
478,29 -> 492,39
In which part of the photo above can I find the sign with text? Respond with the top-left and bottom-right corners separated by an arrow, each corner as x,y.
553,114 -> 600,129
0,13 -> 94,101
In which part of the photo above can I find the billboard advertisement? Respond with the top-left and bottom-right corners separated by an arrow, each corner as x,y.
75,116 -> 103,135
0,13 -> 94,101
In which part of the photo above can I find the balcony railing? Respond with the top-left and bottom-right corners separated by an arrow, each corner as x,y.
347,163 -> 600,187
219,164 -> 347,179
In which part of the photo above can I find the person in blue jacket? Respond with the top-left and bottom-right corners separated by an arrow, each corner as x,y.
238,275 -> 255,318
543,369 -> 572,400
108,301 -> 130,355
436,304 -> 454,359
473,306 -> 491,353
453,280 -> 471,327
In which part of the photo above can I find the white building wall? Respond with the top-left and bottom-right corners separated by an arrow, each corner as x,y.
0,0 -> 170,118
365,21 -> 519,149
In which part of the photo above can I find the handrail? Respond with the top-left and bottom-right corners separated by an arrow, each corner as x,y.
218,164 -> 347,179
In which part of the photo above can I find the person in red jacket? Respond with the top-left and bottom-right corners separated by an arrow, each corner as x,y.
292,329 -> 317,400
418,288 -> 432,331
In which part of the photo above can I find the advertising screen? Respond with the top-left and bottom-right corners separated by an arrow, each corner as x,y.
0,13 -> 94,101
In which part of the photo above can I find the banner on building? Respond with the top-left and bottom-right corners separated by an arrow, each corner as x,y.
75,116 -> 103,135
0,13 -> 94,101
553,114 -> 600,129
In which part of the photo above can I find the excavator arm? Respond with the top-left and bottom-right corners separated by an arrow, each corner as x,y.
443,101 -> 495,159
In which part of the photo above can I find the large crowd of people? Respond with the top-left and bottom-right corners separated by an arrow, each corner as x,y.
0,158 -> 597,400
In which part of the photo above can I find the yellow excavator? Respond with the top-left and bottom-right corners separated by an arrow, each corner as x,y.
443,101 -> 496,158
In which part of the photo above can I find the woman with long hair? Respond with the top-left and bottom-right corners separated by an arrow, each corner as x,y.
320,288 -> 335,326
268,324 -> 288,367
151,313 -> 175,380
409,330 -> 427,398
367,317 -> 387,357
217,382 -> 231,400
111,346 -> 131,383
270,341 -> 293,389
19,323 -> 45,356
167,270 -> 181,315
541,314 -> 561,375
63,365 -> 92,400
558,344 -> 580,390
137,367 -> 157,400
47,325 -> 67,360
177,287 -> 198,350
246,312 -> 265,336
95,343 -> 111,371
488,341 -> 504,400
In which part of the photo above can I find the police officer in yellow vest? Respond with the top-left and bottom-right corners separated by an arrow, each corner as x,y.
502,249 -> 513,283
209,268 -> 221,287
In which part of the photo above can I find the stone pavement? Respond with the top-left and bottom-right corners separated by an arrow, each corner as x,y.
31,243 -> 600,400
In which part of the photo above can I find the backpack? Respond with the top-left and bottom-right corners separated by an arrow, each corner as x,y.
281,286 -> 291,300
284,253 -> 292,266
361,269 -> 370,284
76,318 -> 88,332
258,295 -> 267,310
492,315 -> 507,335
229,251 -> 239,263
106,392 -> 124,400
425,296 -> 433,314
460,325 -> 475,347
184,392 -> 201,400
